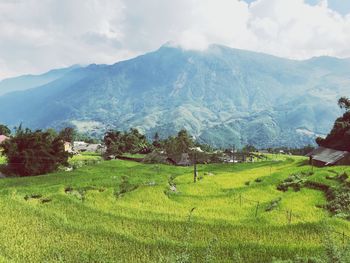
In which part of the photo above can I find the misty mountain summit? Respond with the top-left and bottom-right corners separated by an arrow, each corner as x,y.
0,44 -> 349,148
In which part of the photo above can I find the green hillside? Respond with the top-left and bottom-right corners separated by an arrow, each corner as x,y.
0,155 -> 349,262
0,45 -> 349,148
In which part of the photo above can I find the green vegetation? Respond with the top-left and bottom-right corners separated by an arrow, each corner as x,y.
0,154 -> 348,262
104,128 -> 150,156
317,96 -> 350,151
0,124 -> 10,136
0,126 -> 69,176
0,155 -> 6,165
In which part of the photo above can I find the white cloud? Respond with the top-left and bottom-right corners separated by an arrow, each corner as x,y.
1,0 -> 350,79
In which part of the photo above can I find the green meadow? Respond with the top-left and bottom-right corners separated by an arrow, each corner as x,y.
0,154 -> 349,262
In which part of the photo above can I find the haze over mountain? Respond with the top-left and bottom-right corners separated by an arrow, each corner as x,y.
0,65 -> 81,96
0,44 -> 348,148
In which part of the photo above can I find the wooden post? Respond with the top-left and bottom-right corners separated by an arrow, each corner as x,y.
193,152 -> 197,183
232,145 -> 234,164
255,202 -> 260,217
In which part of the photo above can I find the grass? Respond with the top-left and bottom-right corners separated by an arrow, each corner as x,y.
121,153 -> 147,159
0,154 -> 348,262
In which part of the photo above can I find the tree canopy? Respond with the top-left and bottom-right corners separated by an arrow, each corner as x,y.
1,127 -> 70,176
316,97 -> 350,151
104,128 -> 150,156
0,124 -> 11,136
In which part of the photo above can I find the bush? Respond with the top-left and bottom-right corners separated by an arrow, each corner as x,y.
265,197 -> 282,212
325,186 -> 350,219
115,176 -> 139,198
277,173 -> 310,192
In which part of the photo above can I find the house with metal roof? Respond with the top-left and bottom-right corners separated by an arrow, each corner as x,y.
306,146 -> 350,167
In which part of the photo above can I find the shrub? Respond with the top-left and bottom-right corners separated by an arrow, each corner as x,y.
325,186 -> 350,219
265,197 -> 282,212
277,173 -> 309,192
115,176 -> 139,198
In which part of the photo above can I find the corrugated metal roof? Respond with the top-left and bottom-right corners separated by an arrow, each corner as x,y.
307,146 -> 349,165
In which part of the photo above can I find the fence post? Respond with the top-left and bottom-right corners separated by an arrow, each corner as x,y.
239,194 -> 242,207
255,202 -> 260,218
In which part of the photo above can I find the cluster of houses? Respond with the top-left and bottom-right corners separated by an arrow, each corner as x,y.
2,132 -> 350,167
64,141 -> 106,154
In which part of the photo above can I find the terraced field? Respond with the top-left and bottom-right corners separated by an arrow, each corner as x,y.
0,155 -> 349,262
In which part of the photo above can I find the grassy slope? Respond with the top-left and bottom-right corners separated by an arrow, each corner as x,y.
0,155 -> 348,262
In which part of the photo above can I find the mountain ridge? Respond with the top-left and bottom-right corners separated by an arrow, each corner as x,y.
0,44 -> 348,148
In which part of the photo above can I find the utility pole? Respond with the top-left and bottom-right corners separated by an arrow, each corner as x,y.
232,145 -> 235,164
191,147 -> 203,183
193,151 -> 197,183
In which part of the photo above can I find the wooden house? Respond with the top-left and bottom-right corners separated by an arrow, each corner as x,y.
306,146 -> 350,167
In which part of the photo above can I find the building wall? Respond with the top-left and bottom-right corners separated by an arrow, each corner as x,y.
335,154 -> 350,166
312,159 -> 326,167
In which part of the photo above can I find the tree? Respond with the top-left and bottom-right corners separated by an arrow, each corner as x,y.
162,129 -> 195,162
242,145 -> 257,153
152,132 -> 161,148
59,127 -> 75,143
103,128 -> 150,157
316,97 -> 350,151
0,124 -> 11,136
338,97 -> 350,111
1,126 -> 70,176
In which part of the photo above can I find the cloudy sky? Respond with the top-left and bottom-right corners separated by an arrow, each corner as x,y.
1,0 -> 350,79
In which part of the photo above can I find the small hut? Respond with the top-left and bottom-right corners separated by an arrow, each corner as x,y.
306,146 -> 350,167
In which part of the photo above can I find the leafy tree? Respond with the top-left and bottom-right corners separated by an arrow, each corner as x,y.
242,144 -> 257,153
338,97 -> 350,111
0,124 -> 11,136
316,97 -> 350,151
59,127 -> 75,143
104,130 -> 124,156
162,129 -> 195,162
152,132 -> 161,148
103,128 -> 150,157
1,126 -> 70,176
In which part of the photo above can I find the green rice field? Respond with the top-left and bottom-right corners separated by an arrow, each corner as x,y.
0,154 -> 349,262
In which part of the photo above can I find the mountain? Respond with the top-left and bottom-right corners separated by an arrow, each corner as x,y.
0,44 -> 349,148
0,65 -> 81,96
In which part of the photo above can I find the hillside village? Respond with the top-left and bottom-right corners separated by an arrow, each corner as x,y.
0,93 -> 349,263
1,97 -> 350,176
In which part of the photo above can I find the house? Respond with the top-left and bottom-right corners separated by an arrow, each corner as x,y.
73,141 -> 106,153
306,146 -> 350,167
64,141 -> 73,152
0,135 -> 9,144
